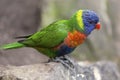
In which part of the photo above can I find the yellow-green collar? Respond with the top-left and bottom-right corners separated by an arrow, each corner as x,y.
76,10 -> 84,30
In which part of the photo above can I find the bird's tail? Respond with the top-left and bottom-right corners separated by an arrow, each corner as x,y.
0,42 -> 25,50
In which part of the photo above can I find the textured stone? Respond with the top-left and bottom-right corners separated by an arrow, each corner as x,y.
0,61 -> 119,80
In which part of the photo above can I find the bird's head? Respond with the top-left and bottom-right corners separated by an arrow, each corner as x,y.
70,10 -> 101,36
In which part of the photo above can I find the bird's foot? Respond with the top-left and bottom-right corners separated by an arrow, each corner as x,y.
58,56 -> 75,69
46,56 -> 75,70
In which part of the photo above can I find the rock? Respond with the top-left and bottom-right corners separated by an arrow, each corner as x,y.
0,61 -> 119,80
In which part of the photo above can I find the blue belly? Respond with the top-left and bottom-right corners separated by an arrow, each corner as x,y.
56,44 -> 75,57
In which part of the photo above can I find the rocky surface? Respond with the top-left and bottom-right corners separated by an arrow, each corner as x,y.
0,0 -> 120,71
0,61 -> 119,80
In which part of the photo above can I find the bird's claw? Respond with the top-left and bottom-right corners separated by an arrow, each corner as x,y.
47,56 -> 75,70
58,56 -> 75,69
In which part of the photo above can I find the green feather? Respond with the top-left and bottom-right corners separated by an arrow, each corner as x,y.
0,10 -> 87,58
21,20 -> 73,48
0,42 -> 25,50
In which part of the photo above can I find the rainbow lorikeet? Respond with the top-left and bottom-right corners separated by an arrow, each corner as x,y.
0,10 -> 100,66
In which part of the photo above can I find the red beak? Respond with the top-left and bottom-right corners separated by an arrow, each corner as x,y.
95,23 -> 101,30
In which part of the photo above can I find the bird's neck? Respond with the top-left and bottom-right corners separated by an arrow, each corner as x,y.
68,15 -> 84,34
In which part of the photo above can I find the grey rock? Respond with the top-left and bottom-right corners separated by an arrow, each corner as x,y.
0,61 -> 119,80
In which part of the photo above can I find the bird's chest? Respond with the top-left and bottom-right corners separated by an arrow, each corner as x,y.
64,30 -> 86,47
54,31 -> 86,57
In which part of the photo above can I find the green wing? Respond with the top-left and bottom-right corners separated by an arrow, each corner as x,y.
20,20 -> 72,48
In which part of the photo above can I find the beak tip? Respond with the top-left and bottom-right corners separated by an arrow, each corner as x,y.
95,23 -> 101,30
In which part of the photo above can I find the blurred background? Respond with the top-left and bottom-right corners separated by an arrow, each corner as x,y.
0,0 -> 120,69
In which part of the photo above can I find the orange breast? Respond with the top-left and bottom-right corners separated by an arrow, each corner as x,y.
64,31 -> 86,47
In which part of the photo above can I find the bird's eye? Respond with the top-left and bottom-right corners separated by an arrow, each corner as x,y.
88,21 -> 95,24
89,21 -> 94,24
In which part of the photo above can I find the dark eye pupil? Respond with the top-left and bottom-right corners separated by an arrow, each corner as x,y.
89,21 -> 93,24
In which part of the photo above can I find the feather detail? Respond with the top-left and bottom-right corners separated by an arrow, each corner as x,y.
0,42 -> 25,50
64,31 -> 86,47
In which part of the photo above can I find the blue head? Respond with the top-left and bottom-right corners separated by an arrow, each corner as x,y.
72,10 -> 101,36
82,10 -> 100,35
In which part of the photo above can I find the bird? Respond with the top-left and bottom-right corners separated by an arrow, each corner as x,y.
0,10 -> 100,67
